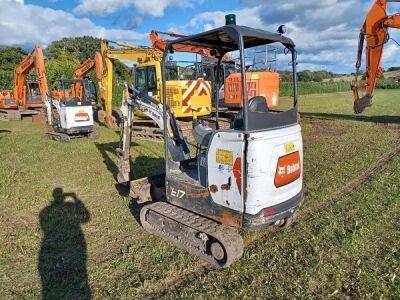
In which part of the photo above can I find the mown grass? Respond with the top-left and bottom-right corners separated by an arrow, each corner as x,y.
0,90 -> 399,298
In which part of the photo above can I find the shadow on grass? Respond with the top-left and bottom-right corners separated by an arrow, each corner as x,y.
94,141 -> 165,197
0,129 -> 11,140
301,112 -> 400,124
38,188 -> 91,300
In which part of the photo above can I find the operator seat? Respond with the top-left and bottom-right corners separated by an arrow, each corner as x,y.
192,119 -> 214,147
231,96 -> 269,129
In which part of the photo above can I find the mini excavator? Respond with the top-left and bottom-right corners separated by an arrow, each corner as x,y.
44,53 -> 102,141
353,0 -> 400,113
45,79 -> 97,142
117,17 -> 304,267
0,45 -> 48,120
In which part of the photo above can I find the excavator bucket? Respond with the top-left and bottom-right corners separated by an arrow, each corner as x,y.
354,95 -> 373,114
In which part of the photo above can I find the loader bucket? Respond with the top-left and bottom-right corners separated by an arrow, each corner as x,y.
354,95 -> 373,114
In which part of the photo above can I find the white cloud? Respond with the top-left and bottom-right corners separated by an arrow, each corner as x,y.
74,0 -> 197,17
184,7 -> 263,32
0,1 -> 147,48
180,0 -> 400,73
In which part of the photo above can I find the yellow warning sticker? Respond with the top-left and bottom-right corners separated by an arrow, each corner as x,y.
216,149 -> 233,166
284,142 -> 295,153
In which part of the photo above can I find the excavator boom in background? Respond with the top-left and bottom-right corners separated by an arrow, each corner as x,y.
353,0 -> 400,113
100,39 -> 163,128
100,36 -> 212,132
51,51 -> 103,105
0,45 -> 48,120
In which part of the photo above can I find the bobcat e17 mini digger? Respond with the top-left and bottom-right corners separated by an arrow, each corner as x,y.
117,18 -> 304,268
45,79 -> 98,142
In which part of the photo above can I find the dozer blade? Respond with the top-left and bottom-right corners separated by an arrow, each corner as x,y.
129,174 -> 165,203
354,95 -> 373,114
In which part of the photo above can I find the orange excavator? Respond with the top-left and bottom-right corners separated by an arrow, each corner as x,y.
51,51 -> 104,104
149,30 -> 212,56
352,0 -> 400,114
0,45 -> 48,120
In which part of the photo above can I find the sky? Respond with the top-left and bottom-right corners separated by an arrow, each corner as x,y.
1,0 -> 400,73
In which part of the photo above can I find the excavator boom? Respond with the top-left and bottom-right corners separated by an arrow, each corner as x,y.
353,0 -> 400,113
73,52 -> 103,81
34,46 -> 49,107
150,30 -> 213,56
9,45 -> 48,109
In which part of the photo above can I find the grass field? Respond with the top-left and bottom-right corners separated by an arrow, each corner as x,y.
0,90 -> 399,299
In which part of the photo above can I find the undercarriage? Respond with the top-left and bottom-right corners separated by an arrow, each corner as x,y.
140,201 -> 244,268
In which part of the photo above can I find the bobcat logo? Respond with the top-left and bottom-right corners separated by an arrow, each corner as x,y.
278,166 -> 286,176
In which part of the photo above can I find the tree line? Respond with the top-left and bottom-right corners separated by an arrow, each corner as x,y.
0,36 -> 132,107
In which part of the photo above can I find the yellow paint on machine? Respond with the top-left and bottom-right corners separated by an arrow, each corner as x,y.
284,142 -> 295,153
216,149 -> 233,166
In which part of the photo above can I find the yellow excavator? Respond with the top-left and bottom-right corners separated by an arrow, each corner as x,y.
100,37 -> 212,132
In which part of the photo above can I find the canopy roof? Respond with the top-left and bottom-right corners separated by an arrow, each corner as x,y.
166,25 -> 295,54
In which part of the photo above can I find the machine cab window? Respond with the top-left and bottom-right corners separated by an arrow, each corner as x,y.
135,66 -> 158,95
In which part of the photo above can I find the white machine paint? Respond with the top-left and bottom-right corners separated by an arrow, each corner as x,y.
59,104 -> 93,129
207,124 -> 302,216
245,124 -> 303,215
207,131 -> 245,213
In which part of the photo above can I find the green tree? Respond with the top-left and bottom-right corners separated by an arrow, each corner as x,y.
46,36 -> 101,63
45,50 -> 80,89
0,47 -> 28,89
298,70 -> 313,82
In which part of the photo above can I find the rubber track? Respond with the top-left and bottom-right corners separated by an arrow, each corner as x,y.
137,140 -> 400,299
140,202 -> 244,268
45,132 -> 71,142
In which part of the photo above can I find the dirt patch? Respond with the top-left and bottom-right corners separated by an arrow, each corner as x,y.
302,118 -> 348,144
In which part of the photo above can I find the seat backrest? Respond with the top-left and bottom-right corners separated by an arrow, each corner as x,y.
249,96 -> 268,112
192,119 -> 214,147
231,96 -> 268,130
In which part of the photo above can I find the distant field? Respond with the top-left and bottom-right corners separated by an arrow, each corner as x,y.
323,70 -> 400,82
0,90 -> 399,298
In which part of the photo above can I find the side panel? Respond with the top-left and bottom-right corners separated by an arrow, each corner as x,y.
245,124 -> 303,215
167,79 -> 211,118
60,105 -> 93,129
224,71 -> 280,108
207,131 -> 245,213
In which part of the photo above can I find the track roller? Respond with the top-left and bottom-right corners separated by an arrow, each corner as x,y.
140,201 -> 244,268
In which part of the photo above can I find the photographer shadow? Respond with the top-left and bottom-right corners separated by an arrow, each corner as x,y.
38,188 -> 91,299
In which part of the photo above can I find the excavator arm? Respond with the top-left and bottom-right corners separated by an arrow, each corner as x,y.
12,45 -> 48,108
100,39 -> 163,127
73,52 -> 103,81
150,30 -> 213,56
13,49 -> 35,106
116,84 -> 190,184
353,0 -> 400,113
71,51 -> 103,101
34,46 -> 49,107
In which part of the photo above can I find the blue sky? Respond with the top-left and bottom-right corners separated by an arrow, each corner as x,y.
1,0 -> 400,73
